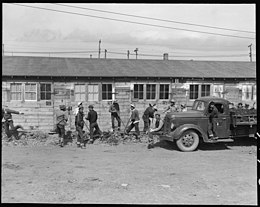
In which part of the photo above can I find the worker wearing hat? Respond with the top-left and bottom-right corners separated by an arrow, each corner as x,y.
85,105 -> 102,143
73,102 -> 83,116
75,105 -> 86,149
163,99 -> 179,113
56,104 -> 68,147
207,101 -> 219,141
142,103 -> 157,133
109,99 -> 121,131
125,103 -> 140,139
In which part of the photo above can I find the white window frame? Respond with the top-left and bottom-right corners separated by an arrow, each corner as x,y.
101,83 -> 113,101
10,83 -> 23,101
242,84 -> 253,101
74,84 -> 86,102
87,84 -> 99,102
24,82 -> 37,101
213,84 -> 224,98
40,83 -> 52,101
159,84 -> 170,100
146,84 -> 156,100
133,84 -> 144,100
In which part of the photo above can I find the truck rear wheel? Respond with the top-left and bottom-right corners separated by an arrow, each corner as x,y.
176,130 -> 199,152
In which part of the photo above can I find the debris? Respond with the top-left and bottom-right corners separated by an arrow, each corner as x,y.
121,183 -> 128,187
159,184 -> 170,188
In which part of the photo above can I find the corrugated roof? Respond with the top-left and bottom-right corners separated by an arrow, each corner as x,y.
2,56 -> 256,79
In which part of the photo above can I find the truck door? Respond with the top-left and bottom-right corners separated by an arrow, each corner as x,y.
214,103 -> 230,138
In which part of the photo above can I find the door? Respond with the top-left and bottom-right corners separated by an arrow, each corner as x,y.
214,102 -> 230,138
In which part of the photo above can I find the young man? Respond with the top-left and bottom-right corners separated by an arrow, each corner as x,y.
109,100 -> 121,131
73,102 -> 83,116
147,113 -> 164,149
56,105 -> 68,147
142,104 -> 157,133
163,99 -> 179,113
207,101 -> 219,141
75,106 -> 86,149
125,104 -> 140,139
2,106 -> 24,140
85,105 -> 102,144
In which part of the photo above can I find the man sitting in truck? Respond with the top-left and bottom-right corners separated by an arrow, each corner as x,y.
147,113 -> 164,149
207,101 -> 219,141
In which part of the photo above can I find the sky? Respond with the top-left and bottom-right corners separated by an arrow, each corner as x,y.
2,3 -> 256,61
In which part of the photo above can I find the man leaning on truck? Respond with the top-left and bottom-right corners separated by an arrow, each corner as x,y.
207,101 -> 219,140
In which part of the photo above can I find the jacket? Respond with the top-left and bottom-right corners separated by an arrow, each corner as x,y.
75,112 -> 84,127
86,110 -> 98,124
150,119 -> 164,132
208,105 -> 219,122
109,103 -> 120,116
130,109 -> 140,122
56,110 -> 68,125
2,108 -> 20,121
142,106 -> 155,119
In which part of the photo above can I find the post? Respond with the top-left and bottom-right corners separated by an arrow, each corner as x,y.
127,50 -> 130,59
105,49 -> 107,59
98,39 -> 101,59
134,48 -> 138,59
248,44 -> 252,62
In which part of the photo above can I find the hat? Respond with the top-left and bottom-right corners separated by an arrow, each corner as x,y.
113,99 -> 118,103
59,105 -> 66,110
170,99 -> 175,103
209,101 -> 215,106
88,105 -> 94,108
130,103 -> 135,108
79,105 -> 84,109
78,102 -> 83,107
153,105 -> 158,111
155,113 -> 160,117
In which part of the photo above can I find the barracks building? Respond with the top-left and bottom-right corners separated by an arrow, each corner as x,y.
2,56 -> 257,131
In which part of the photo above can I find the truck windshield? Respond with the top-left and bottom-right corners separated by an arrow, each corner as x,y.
192,100 -> 206,111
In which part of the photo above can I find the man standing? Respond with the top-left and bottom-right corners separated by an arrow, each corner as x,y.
56,105 -> 68,147
142,104 -> 157,133
207,101 -> 219,140
109,100 -> 121,131
75,105 -> 86,149
147,113 -> 164,149
2,106 -> 24,140
125,104 -> 140,139
163,99 -> 179,113
85,105 -> 102,144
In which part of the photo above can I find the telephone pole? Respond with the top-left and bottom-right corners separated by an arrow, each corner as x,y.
98,39 -> 101,59
134,48 -> 138,59
127,50 -> 130,59
248,44 -> 252,62
104,49 -> 107,59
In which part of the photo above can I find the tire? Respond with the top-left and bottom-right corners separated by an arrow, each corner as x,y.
176,130 -> 199,152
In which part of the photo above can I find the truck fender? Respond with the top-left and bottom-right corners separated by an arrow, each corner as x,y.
171,124 -> 208,141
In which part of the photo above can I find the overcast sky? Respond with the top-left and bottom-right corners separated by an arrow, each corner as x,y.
3,3 -> 256,61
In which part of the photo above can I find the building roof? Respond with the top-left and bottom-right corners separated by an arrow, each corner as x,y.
2,56 -> 256,79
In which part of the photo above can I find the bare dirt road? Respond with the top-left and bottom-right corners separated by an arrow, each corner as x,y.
1,134 -> 257,205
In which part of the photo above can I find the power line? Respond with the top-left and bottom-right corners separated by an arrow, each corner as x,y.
9,3 -> 255,40
53,3 -> 255,34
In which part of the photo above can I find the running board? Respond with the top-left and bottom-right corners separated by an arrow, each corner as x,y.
205,138 -> 234,143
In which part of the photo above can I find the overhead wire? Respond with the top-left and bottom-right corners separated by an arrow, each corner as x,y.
9,3 -> 255,40
53,3 -> 255,34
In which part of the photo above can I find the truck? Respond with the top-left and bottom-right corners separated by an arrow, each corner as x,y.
155,96 -> 257,152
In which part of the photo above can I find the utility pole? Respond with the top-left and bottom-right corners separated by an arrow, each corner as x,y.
104,49 -> 107,59
134,48 -> 138,59
127,50 -> 130,59
248,44 -> 252,62
98,39 -> 101,59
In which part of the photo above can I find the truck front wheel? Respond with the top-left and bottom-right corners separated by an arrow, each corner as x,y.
176,130 -> 199,152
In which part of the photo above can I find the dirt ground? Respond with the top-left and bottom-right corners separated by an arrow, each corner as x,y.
1,132 -> 257,205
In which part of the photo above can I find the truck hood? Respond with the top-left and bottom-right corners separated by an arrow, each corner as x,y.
165,110 -> 204,119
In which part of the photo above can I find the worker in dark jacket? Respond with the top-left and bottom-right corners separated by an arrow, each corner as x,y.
2,107 -> 24,140
56,105 -> 68,147
147,113 -> 164,149
142,104 -> 157,133
75,106 -> 86,149
109,100 -> 121,131
85,105 -> 102,144
207,101 -> 219,140
125,103 -> 140,139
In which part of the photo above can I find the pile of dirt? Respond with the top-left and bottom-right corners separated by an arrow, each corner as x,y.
1,130 -> 150,147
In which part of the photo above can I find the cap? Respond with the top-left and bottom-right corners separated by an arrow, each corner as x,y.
78,102 -> 83,107
88,105 -> 94,108
59,105 -> 66,110
209,101 -> 215,106
130,103 -> 135,108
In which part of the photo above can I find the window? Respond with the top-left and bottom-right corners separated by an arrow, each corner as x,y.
88,84 -> 99,101
146,84 -> 156,99
75,84 -> 86,101
213,85 -> 223,98
102,84 -> 112,100
10,83 -> 22,100
201,84 -> 211,97
25,83 -> 37,101
159,84 -> 169,99
253,85 -> 256,101
40,83 -> 51,100
133,84 -> 144,99
215,103 -> 224,114
242,85 -> 253,101
189,84 -> 199,99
